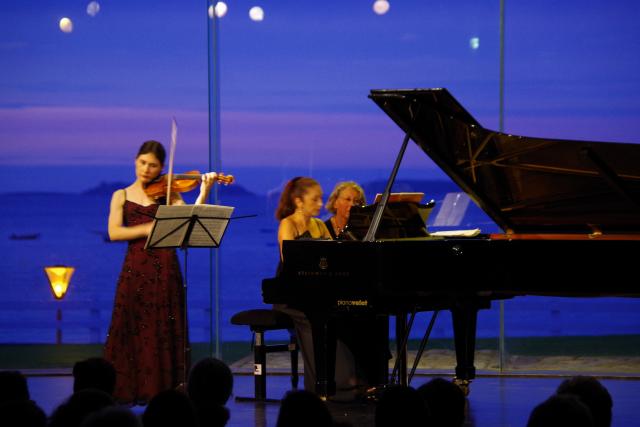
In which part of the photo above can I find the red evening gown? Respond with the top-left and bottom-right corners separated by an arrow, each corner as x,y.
104,200 -> 188,404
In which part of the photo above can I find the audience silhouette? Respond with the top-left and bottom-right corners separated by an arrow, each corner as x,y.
0,370 -> 30,404
417,377 -> 465,427
72,357 -> 116,396
557,376 -> 613,427
187,357 -> 233,427
276,390 -> 333,427
49,389 -> 115,427
375,385 -> 430,427
142,389 -> 198,427
0,399 -> 46,427
1,359 -> 622,427
527,393 -> 595,427
80,406 -> 140,427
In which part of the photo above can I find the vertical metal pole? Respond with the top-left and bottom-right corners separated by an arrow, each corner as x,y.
499,0 -> 506,133
207,0 -> 222,359
56,307 -> 62,345
183,247 -> 189,384
498,0 -> 506,372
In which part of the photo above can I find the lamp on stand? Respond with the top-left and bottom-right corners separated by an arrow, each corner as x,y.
44,266 -> 74,345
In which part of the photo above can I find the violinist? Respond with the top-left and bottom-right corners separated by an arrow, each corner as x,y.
104,140 -> 219,405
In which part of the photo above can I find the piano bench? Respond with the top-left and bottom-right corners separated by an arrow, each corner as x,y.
230,308 -> 299,402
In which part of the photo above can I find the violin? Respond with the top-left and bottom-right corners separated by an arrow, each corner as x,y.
143,170 -> 234,200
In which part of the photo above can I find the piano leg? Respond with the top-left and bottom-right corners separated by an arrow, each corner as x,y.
308,312 -> 337,399
395,312 -> 409,386
450,299 -> 483,395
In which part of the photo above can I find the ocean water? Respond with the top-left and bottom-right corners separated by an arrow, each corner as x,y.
1,178 -> 639,345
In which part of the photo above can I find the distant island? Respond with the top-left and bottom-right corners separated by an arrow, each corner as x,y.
81,180 -> 257,197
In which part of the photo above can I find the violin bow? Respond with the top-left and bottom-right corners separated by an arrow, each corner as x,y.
166,117 -> 178,204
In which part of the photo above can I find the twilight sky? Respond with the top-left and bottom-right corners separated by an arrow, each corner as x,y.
1,0 -> 639,192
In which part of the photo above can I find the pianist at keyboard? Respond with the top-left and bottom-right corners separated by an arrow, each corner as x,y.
274,176 -> 360,394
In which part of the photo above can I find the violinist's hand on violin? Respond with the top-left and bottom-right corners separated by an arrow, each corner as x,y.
200,172 -> 218,191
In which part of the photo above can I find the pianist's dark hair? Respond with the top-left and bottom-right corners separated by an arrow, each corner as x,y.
275,176 -> 321,221
136,140 -> 166,165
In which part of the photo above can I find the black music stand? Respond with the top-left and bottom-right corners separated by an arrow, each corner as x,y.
144,204 -> 234,385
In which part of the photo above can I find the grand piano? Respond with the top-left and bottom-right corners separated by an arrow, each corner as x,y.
263,88 -> 640,397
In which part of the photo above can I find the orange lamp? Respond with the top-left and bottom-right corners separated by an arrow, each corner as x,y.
44,266 -> 74,300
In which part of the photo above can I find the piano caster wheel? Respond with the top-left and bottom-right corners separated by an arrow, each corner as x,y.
361,385 -> 386,402
453,378 -> 471,397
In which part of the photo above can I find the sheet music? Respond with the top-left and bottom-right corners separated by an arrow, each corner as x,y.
145,204 -> 234,249
432,192 -> 470,227
187,204 -> 234,247
373,192 -> 424,204
430,228 -> 481,237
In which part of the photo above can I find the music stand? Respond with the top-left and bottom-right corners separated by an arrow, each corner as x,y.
144,204 -> 234,385
343,199 -> 435,241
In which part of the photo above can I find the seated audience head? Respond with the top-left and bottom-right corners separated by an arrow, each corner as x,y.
192,403 -> 229,427
325,181 -> 366,215
142,389 -> 198,427
81,406 -> 140,427
49,389 -> 115,427
187,357 -> 233,406
0,399 -> 46,427
375,385 -> 430,427
527,394 -> 595,427
276,390 -> 333,427
557,376 -> 613,427
0,370 -> 29,404
417,377 -> 465,427
275,177 -> 323,221
72,357 -> 116,396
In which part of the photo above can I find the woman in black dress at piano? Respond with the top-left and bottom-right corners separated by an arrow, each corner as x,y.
324,181 -> 366,239
275,176 -> 358,394
276,177 -> 331,254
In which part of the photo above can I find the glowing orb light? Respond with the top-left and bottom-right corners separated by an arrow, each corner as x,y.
373,0 -> 390,15
470,37 -> 480,50
249,6 -> 264,22
86,1 -> 100,17
208,2 -> 228,18
59,17 -> 73,33
215,2 -> 228,18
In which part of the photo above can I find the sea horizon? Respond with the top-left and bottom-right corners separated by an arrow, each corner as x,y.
1,167 -> 639,345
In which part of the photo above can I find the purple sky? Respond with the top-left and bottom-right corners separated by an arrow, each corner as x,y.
1,0 -> 639,191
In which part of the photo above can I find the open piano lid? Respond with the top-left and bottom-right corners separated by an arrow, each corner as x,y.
369,88 -> 640,234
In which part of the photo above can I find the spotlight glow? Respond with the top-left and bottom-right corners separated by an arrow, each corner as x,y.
86,1 -> 100,17
249,6 -> 264,21
59,17 -> 73,33
373,0 -> 390,15
470,37 -> 480,50
215,2 -> 228,18
208,2 -> 228,18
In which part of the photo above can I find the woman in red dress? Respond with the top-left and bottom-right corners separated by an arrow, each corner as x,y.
104,140 -> 217,404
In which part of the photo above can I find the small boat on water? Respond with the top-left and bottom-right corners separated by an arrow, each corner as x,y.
9,233 -> 41,240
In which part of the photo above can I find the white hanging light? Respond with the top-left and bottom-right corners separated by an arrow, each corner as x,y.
373,0 -> 390,15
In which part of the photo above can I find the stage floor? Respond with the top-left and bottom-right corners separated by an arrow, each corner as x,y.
25,372 -> 640,427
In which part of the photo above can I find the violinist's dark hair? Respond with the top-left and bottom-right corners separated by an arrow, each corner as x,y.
275,177 -> 320,221
137,140 -> 166,165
